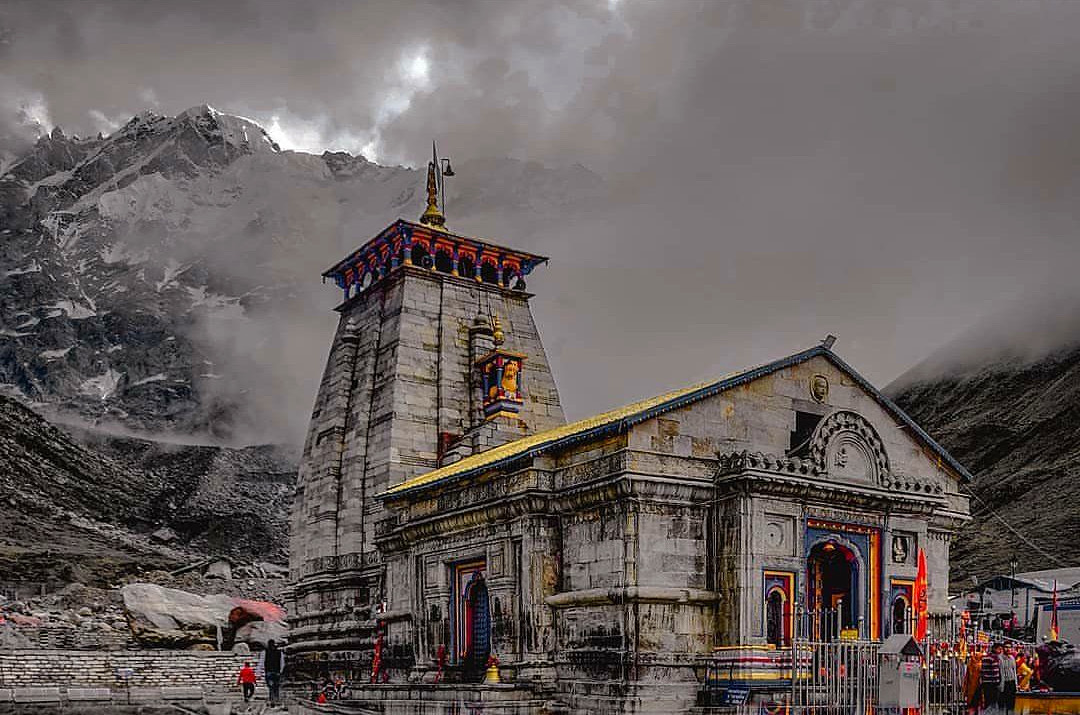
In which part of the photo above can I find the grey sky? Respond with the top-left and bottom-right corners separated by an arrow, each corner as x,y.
3,0 -> 1079,420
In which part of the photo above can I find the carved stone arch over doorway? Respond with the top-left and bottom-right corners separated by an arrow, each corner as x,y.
809,410 -> 890,485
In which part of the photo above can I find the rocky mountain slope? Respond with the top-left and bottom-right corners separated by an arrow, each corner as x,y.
889,337 -> 1080,584
0,392 -> 294,589
0,105 -> 602,444
0,105 -> 600,593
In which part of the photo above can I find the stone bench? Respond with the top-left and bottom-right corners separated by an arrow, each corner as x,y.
13,687 -> 62,703
162,685 -> 204,700
67,688 -> 113,702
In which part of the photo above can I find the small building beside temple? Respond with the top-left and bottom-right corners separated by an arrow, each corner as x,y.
288,155 -> 972,712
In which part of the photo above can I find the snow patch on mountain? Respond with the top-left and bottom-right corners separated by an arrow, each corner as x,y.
40,347 -> 72,360
3,260 -> 41,277
156,259 -> 189,292
99,173 -> 194,227
101,243 -> 149,265
47,299 -> 97,320
79,369 -> 122,401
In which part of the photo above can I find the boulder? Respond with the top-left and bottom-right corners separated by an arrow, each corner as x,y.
234,619 -> 288,649
150,527 -> 178,543
204,559 -> 232,580
122,583 -> 232,648
121,583 -> 286,649
255,562 -> 288,579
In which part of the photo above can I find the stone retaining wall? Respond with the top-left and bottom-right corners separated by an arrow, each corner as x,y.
11,626 -> 130,650
0,650 -> 246,690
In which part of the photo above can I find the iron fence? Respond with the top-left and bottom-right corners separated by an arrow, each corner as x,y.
789,608 -> 968,712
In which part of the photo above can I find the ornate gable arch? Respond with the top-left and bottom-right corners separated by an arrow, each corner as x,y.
810,411 -> 890,486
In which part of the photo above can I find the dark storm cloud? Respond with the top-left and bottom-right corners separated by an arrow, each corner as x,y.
3,0 -> 1080,420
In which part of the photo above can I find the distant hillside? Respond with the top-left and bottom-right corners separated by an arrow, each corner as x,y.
889,342 -> 1080,584
0,394 -> 294,588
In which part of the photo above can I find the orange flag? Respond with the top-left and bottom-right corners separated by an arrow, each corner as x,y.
1051,580 -> 1060,641
914,548 -> 929,641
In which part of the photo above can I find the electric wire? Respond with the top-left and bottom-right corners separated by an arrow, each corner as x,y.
959,482 -> 1068,568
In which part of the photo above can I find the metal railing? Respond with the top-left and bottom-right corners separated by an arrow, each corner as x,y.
790,608 -> 970,712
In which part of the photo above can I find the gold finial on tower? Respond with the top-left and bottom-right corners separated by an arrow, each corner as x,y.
419,140 -> 449,230
491,314 -> 505,346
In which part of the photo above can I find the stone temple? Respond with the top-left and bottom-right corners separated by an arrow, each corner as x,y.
288,157 -> 972,711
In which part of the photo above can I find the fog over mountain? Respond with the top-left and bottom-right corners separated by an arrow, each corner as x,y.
2,0 -> 1080,445
0,106 -> 604,444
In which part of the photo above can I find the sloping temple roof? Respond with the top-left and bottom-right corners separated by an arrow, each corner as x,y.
382,344 -> 974,498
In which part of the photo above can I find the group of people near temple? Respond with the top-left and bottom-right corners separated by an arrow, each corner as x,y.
963,642 -> 1034,713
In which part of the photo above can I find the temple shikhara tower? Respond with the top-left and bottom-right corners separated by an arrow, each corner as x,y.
289,148 -> 972,712
288,148 -> 565,667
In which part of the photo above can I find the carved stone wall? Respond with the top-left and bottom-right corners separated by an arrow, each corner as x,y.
289,265 -> 565,667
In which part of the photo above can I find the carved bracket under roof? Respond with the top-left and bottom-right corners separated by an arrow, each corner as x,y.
323,219 -> 548,302
715,448 -> 944,497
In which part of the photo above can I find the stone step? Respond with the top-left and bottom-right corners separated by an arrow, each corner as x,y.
162,685 -> 205,700
12,687 -> 62,703
67,687 -> 113,702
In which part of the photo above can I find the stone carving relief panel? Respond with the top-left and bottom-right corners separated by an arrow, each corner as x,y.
761,514 -> 795,556
810,410 -> 890,486
891,532 -> 915,565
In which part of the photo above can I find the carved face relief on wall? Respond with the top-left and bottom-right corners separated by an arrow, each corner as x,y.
810,374 -> 829,403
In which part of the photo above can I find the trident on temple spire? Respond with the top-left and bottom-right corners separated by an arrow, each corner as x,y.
419,140 -> 454,230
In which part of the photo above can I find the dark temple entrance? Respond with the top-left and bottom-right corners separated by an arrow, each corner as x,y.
464,573 -> 491,681
807,541 -> 859,640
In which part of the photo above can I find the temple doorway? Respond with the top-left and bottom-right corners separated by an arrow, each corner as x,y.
892,595 -> 909,635
807,540 -> 859,640
766,589 -> 786,646
463,572 -> 491,680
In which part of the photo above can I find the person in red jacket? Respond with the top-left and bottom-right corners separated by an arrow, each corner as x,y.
237,661 -> 257,702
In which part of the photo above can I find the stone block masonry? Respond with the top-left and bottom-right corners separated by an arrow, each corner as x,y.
0,650 -> 246,690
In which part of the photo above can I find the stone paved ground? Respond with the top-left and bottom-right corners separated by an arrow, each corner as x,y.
0,698 -> 291,714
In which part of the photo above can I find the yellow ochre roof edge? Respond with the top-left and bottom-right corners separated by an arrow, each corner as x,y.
380,343 -> 975,499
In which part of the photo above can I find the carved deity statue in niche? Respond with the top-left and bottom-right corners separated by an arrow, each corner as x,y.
501,360 -> 519,395
892,535 -> 910,564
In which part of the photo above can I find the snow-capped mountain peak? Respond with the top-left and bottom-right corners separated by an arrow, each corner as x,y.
0,105 -> 603,445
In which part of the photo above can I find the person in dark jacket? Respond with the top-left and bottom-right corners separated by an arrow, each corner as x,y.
263,640 -> 285,705
998,645 -> 1019,712
980,644 -> 1003,711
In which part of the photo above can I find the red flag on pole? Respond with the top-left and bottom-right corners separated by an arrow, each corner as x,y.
914,548 -> 929,641
1051,580 -> 1060,641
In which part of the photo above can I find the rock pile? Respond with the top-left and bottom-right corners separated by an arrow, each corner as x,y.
0,583 -> 131,649
0,581 -> 288,652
